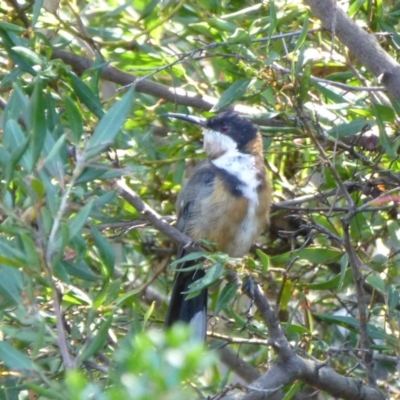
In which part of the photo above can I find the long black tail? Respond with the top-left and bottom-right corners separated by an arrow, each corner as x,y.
165,266 -> 207,341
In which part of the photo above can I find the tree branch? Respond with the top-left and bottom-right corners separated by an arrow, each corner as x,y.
113,179 -> 195,249
228,279 -> 386,400
304,0 -> 400,100
51,49 -> 262,116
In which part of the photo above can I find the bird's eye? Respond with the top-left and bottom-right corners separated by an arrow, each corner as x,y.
221,125 -> 229,133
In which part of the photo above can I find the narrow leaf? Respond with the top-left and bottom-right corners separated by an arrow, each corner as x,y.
186,262 -> 223,297
215,282 -> 238,314
29,79 -> 47,171
326,119 -> 373,138
0,265 -> 23,304
90,223 -> 115,277
256,249 -> 270,273
68,73 -> 104,118
86,87 -> 134,158
211,78 -> 251,112
64,95 -> 83,144
67,199 -> 94,239
293,16 -> 309,52
0,341 -> 35,371
79,314 -> 113,362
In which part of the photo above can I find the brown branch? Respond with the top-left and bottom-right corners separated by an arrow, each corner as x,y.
5,0 -> 30,28
217,346 -> 261,384
226,278 -> 386,400
113,179 -> 198,250
297,108 -> 378,386
52,286 -> 75,369
304,0 -> 400,100
51,49 -> 260,116
341,220 -> 375,385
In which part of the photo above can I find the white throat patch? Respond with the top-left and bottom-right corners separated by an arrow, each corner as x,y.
203,129 -> 237,158
211,150 -> 260,204
204,127 -> 261,204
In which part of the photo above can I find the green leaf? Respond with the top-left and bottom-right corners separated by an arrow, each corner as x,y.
211,78 -> 252,112
0,341 -> 36,371
43,133 -> 66,179
366,274 -> 385,293
68,72 -> 104,119
189,23 -> 218,38
268,0 -> 277,37
338,253 -> 348,290
29,79 -> 47,171
4,120 -> 31,173
90,223 -> 115,277
0,265 -> 23,304
299,63 -> 311,104
374,103 -> 395,123
186,263 -> 223,297
67,199 -> 94,239
280,280 -> 293,311
293,16 -> 309,52
209,17 -> 237,33
303,269 -> 353,290
140,0 -> 161,20
271,248 -> 342,267
12,47 -> 44,67
282,323 -> 311,336
0,240 -> 26,267
64,95 -> 83,144
0,28 -> 35,74
32,0 -> 44,27
256,249 -> 269,272
228,28 -> 251,44
3,82 -> 28,124
142,301 -> 155,328
79,314 -> 113,362
170,252 -> 206,268
372,103 -> 396,159
86,87 -> 134,158
61,261 -> 100,282
315,314 -> 393,343
215,281 -> 238,314
75,166 -> 108,184
388,285 -> 399,315
20,234 -> 40,272
326,119 -> 373,138
0,21 -> 27,33
283,381 -> 303,400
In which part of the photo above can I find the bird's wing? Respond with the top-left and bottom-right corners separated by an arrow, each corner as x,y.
165,164 -> 216,340
175,163 -> 216,237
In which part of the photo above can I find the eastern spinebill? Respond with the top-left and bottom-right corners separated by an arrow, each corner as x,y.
163,112 -> 271,341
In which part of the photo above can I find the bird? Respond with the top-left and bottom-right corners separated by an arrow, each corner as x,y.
163,111 -> 271,341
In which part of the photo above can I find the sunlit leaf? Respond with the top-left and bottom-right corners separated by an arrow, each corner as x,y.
86,87 -> 134,158
29,79 -> 47,171
90,223 -> 115,277
186,263 -> 223,297
79,314 -> 113,362
326,119 -> 373,138
68,72 -> 104,118
211,78 -> 251,112
215,281 -> 238,315
0,341 -> 36,371
64,95 -> 83,144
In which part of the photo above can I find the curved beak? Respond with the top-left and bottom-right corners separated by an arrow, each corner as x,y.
161,113 -> 207,127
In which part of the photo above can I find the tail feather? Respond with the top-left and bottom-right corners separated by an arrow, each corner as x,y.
165,266 -> 207,341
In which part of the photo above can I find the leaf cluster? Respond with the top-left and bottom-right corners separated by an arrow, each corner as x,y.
0,0 -> 400,399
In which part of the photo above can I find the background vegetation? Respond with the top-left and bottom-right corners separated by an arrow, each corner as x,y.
0,0 -> 400,399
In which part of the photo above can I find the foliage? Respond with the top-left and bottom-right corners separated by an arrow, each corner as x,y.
0,0 -> 400,399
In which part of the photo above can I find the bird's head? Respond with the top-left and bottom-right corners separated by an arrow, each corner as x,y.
163,112 -> 259,158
